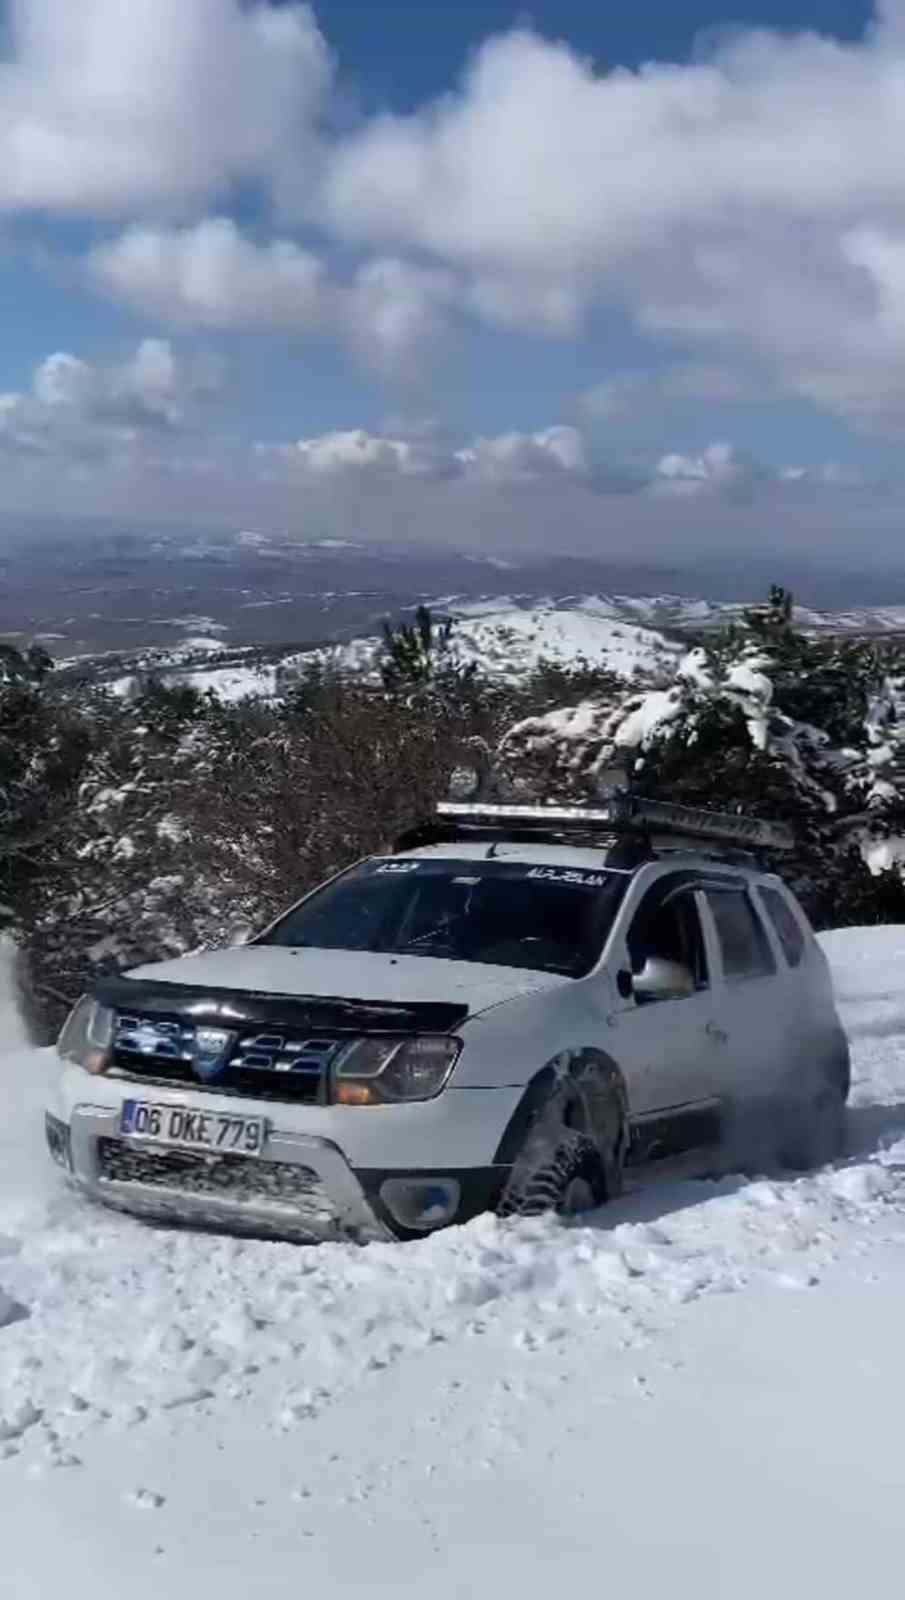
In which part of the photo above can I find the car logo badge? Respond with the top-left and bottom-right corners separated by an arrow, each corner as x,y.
192,1027 -> 235,1081
131,1024 -> 167,1056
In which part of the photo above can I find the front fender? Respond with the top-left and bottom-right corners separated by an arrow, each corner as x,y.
493,1048 -> 628,1165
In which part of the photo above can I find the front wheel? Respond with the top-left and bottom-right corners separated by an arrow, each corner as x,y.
499,1131 -> 606,1218
498,1085 -> 625,1220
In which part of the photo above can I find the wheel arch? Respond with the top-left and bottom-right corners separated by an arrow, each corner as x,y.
493,1047 -> 629,1166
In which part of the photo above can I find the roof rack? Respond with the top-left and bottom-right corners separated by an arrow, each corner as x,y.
434,797 -> 794,855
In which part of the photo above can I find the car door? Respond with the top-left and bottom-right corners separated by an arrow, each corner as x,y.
697,881 -> 783,1103
605,874 -> 726,1160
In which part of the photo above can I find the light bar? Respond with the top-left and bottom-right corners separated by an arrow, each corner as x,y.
436,797 -> 794,851
630,798 -> 794,852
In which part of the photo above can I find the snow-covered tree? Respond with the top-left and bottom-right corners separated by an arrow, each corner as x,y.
500,591 -> 905,927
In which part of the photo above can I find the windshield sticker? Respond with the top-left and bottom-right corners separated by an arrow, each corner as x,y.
527,867 -> 608,888
375,861 -> 421,874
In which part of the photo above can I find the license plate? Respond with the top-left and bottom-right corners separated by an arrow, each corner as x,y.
120,1100 -> 266,1157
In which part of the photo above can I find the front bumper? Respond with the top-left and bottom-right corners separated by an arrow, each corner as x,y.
45,1062 -> 518,1241
49,1103 -> 398,1242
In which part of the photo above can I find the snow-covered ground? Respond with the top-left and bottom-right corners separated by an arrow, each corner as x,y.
78,588 -> 905,709
105,659 -> 279,704
286,603 -> 679,689
3,929 -> 905,1595
99,605 -> 675,704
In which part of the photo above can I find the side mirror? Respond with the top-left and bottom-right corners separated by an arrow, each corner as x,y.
633,956 -> 695,1004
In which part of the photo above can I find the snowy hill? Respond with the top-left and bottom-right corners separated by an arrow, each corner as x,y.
77,600 -> 679,703
57,584 -> 905,709
4,928 -> 905,1595
287,601 -> 679,689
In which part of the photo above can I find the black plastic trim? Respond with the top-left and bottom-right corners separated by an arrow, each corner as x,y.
491,1067 -> 558,1165
627,1101 -> 722,1164
356,1166 -> 507,1239
95,976 -> 468,1036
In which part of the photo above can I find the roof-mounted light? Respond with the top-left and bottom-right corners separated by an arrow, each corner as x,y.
435,797 -> 794,852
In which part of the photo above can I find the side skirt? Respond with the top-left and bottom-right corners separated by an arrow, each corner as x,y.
627,1100 -> 722,1165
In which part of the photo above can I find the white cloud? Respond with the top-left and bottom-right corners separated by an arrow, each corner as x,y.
456,425 -> 590,483
260,425 -> 852,503
0,340 -> 225,462
310,9 -> 905,428
650,442 -> 763,500
14,2 -> 905,438
780,461 -> 865,487
0,0 -> 330,215
0,369 -> 882,548
27,5 -> 905,430
582,366 -> 764,419
256,424 -> 593,487
465,276 -> 583,337
89,219 -> 327,329
90,224 -> 455,379
261,428 -> 455,481
321,24 -> 894,276
345,258 -> 458,377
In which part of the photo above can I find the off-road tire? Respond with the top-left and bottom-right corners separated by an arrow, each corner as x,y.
722,1084 -> 847,1175
498,1083 -> 625,1219
499,1130 -> 606,1218
778,1085 -> 847,1172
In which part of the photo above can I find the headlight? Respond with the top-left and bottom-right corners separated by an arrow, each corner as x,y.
332,1035 -> 461,1105
57,996 -> 115,1075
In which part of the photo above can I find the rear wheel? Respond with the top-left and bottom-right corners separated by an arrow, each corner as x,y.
723,1083 -> 847,1174
779,1085 -> 846,1171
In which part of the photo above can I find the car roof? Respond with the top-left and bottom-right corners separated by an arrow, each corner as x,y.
388,841 -> 770,879
392,841 -> 619,871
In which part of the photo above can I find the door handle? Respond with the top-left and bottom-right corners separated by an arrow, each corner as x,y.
705,1022 -> 728,1045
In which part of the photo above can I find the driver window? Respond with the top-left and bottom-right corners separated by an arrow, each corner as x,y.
626,888 -> 709,995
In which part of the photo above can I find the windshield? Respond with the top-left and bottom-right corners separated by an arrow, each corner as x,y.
258,857 -> 629,978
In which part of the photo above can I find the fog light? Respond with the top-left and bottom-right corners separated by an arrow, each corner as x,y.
45,1113 -> 71,1171
379,1177 -> 461,1232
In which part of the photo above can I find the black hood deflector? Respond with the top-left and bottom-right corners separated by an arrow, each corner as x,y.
95,975 -> 469,1035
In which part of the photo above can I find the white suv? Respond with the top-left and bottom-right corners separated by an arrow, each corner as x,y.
46,798 -> 850,1241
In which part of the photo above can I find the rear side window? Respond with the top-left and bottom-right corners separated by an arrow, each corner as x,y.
758,886 -> 807,968
705,889 -> 776,982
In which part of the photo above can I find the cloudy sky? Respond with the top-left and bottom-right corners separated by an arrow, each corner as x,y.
6,0 -> 905,564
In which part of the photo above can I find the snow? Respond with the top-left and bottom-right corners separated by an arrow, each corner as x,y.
864,834 -> 905,874
4,928 -> 905,1592
178,636 -> 229,653
106,656 -> 276,704
170,664 -> 277,703
726,656 -> 774,751
677,645 -> 714,688
445,607 -> 675,681
293,605 -> 679,689
613,687 -> 682,748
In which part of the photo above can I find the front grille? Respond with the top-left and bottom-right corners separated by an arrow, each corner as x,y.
97,1138 -> 337,1221
111,1013 -> 341,1104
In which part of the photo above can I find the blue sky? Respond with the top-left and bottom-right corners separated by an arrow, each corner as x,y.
1,0 -> 905,563
318,0 -> 873,105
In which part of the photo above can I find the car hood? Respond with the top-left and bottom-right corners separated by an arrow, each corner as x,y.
126,945 -> 569,1018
